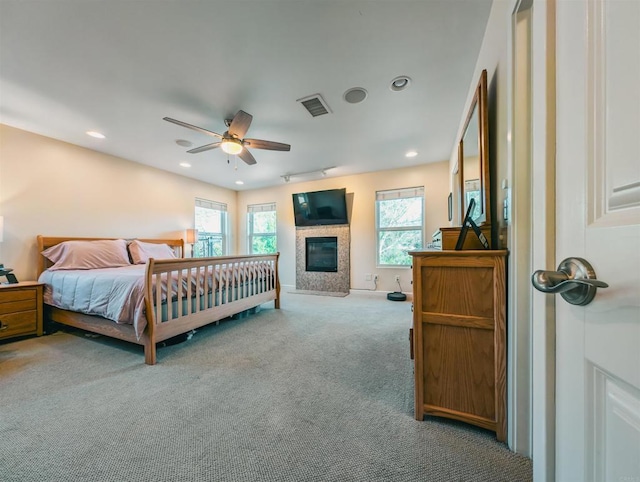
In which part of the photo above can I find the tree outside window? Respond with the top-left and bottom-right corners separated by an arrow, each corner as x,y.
376,187 -> 424,266
248,203 -> 277,254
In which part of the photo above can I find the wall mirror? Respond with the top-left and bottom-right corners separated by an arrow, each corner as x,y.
459,69 -> 490,227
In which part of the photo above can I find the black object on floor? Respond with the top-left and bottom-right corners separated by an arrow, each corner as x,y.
387,291 -> 407,301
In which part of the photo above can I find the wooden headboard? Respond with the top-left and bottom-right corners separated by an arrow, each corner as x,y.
36,236 -> 185,276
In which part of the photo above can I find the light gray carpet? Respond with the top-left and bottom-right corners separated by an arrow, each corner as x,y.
288,289 -> 349,297
0,292 -> 532,482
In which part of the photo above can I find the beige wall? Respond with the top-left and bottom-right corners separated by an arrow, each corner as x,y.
0,124 -> 237,281
237,162 -> 450,292
1,124 -> 449,292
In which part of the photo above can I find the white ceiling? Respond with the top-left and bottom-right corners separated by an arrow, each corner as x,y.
0,1 -> 492,191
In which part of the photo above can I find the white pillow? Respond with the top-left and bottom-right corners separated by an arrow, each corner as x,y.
42,239 -> 131,271
128,240 -> 177,264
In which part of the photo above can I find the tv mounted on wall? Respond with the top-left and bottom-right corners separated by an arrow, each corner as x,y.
292,188 -> 349,227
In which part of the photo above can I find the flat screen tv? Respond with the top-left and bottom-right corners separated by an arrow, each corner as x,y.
292,188 -> 349,227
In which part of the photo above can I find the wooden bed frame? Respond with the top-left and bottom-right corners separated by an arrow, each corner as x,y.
36,236 -> 280,365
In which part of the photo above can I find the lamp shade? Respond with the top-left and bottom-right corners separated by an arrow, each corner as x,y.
186,228 -> 198,244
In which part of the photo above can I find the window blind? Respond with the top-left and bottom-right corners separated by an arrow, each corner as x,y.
247,202 -> 276,213
196,198 -> 227,211
376,186 -> 424,201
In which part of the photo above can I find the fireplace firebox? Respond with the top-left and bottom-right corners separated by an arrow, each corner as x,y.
305,236 -> 338,272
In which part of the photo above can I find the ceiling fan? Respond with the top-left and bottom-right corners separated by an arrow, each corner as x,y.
163,110 -> 290,165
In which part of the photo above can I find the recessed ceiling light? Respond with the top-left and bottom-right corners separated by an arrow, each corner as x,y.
179,162 -> 191,168
176,139 -> 193,147
406,150 -> 418,158
86,131 -> 105,139
389,76 -> 412,92
235,180 -> 244,185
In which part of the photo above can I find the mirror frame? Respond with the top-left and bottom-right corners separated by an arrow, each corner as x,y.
458,69 -> 490,227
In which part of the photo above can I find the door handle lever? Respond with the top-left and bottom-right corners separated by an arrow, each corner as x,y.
531,271 -> 608,293
531,257 -> 608,306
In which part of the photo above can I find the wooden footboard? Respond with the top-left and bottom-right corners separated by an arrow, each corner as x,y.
143,254 -> 280,364
37,235 -> 280,365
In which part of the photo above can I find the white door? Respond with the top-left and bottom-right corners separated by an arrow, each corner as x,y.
553,0 -> 640,481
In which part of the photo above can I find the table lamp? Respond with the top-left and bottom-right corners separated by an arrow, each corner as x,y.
186,228 -> 198,258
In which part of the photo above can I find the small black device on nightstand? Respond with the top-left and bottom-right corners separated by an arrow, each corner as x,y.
0,265 -> 19,284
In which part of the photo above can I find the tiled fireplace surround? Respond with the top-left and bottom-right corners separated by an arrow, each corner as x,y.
295,225 -> 350,294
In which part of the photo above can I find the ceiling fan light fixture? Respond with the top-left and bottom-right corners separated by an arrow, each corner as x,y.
220,138 -> 243,155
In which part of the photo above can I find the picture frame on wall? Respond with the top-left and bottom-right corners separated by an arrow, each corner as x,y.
447,192 -> 453,222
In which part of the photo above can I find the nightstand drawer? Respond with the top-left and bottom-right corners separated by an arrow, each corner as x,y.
0,310 -> 38,338
0,288 -> 38,314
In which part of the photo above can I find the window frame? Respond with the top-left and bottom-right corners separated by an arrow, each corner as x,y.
247,202 -> 277,254
194,198 -> 228,257
375,187 -> 425,267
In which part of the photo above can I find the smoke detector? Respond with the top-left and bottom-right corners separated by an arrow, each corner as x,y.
343,87 -> 368,104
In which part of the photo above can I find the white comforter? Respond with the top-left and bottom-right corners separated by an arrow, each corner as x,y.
38,262 -> 273,339
39,265 -> 149,338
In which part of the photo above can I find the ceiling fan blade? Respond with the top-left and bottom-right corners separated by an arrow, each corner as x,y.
228,110 -> 253,139
244,138 -> 291,151
238,148 -> 257,165
187,142 -> 221,154
163,117 -> 223,138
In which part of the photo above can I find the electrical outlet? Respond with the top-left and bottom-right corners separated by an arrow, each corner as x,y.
373,274 -> 379,282
395,275 -> 400,283
365,273 -> 372,281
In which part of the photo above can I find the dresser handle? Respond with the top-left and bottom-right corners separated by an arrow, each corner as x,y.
0,322 -> 8,331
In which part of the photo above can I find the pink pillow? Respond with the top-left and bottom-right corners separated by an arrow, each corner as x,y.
42,239 -> 131,271
128,240 -> 177,264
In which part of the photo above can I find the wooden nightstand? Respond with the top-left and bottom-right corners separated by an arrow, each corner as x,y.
0,281 -> 44,341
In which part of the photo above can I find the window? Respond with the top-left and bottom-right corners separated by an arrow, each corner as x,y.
376,187 -> 424,266
247,203 -> 277,254
464,179 -> 482,220
194,198 -> 227,257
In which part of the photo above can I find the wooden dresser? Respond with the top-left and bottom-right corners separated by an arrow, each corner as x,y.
409,250 -> 507,441
0,281 -> 44,341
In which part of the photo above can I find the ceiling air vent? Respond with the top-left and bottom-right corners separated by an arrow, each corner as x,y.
297,93 -> 332,117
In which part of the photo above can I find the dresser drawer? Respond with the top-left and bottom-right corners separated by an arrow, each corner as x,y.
0,288 -> 37,314
0,310 -> 38,339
